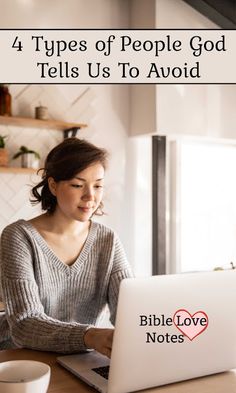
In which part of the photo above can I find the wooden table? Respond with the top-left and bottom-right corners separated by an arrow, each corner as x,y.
0,349 -> 236,393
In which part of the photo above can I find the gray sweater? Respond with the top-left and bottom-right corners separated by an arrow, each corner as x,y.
0,219 -> 132,352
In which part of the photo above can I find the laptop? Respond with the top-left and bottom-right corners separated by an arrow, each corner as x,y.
57,270 -> 236,393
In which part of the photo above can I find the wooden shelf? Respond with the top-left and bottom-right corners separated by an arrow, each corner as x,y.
0,115 -> 87,131
0,167 -> 38,174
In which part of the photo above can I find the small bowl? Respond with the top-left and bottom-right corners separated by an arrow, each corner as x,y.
0,360 -> 51,393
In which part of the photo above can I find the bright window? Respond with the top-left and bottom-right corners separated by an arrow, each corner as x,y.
171,140 -> 236,273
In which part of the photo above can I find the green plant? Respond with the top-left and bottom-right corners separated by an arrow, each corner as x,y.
13,145 -> 40,160
0,135 -> 7,148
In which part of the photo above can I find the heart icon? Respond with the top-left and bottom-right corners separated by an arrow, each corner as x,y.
173,309 -> 208,341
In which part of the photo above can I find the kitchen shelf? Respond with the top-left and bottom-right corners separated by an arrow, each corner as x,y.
0,115 -> 87,133
0,116 -> 88,175
0,167 -> 38,174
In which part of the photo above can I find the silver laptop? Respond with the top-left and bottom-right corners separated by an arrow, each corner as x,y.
57,271 -> 236,393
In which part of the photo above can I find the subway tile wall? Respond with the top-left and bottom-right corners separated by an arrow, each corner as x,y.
0,85 -> 95,232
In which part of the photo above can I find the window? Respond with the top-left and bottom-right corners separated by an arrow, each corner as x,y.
168,139 -> 236,273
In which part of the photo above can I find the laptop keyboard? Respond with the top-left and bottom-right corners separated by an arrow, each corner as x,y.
92,365 -> 110,380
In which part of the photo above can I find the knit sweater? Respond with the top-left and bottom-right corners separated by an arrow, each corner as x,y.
0,219 -> 132,353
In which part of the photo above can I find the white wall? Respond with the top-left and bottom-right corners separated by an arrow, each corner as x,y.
156,0 -> 217,29
155,0 -> 236,140
0,0 -> 130,29
130,0 -> 236,140
128,0 -> 156,274
130,0 -> 157,136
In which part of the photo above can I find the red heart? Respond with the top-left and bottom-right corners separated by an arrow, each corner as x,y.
173,309 -> 208,341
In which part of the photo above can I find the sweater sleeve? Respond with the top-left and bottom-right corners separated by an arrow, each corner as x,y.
0,224 -> 92,353
108,234 -> 133,325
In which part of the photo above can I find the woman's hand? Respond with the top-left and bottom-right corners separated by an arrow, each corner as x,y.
84,327 -> 114,358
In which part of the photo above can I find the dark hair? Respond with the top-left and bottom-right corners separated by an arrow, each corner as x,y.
31,137 -> 108,214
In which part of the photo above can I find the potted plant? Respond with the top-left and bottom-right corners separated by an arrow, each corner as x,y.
0,134 -> 9,166
13,145 -> 40,169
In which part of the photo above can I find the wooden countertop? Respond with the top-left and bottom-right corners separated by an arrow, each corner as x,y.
0,349 -> 236,393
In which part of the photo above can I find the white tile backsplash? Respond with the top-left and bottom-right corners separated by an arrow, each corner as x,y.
0,84 -> 95,233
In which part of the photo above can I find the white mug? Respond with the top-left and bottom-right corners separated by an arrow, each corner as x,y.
0,360 -> 51,393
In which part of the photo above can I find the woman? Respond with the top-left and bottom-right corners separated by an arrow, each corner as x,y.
0,137 -> 132,357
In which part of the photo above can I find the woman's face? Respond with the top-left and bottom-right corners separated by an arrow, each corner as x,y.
49,162 -> 105,222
